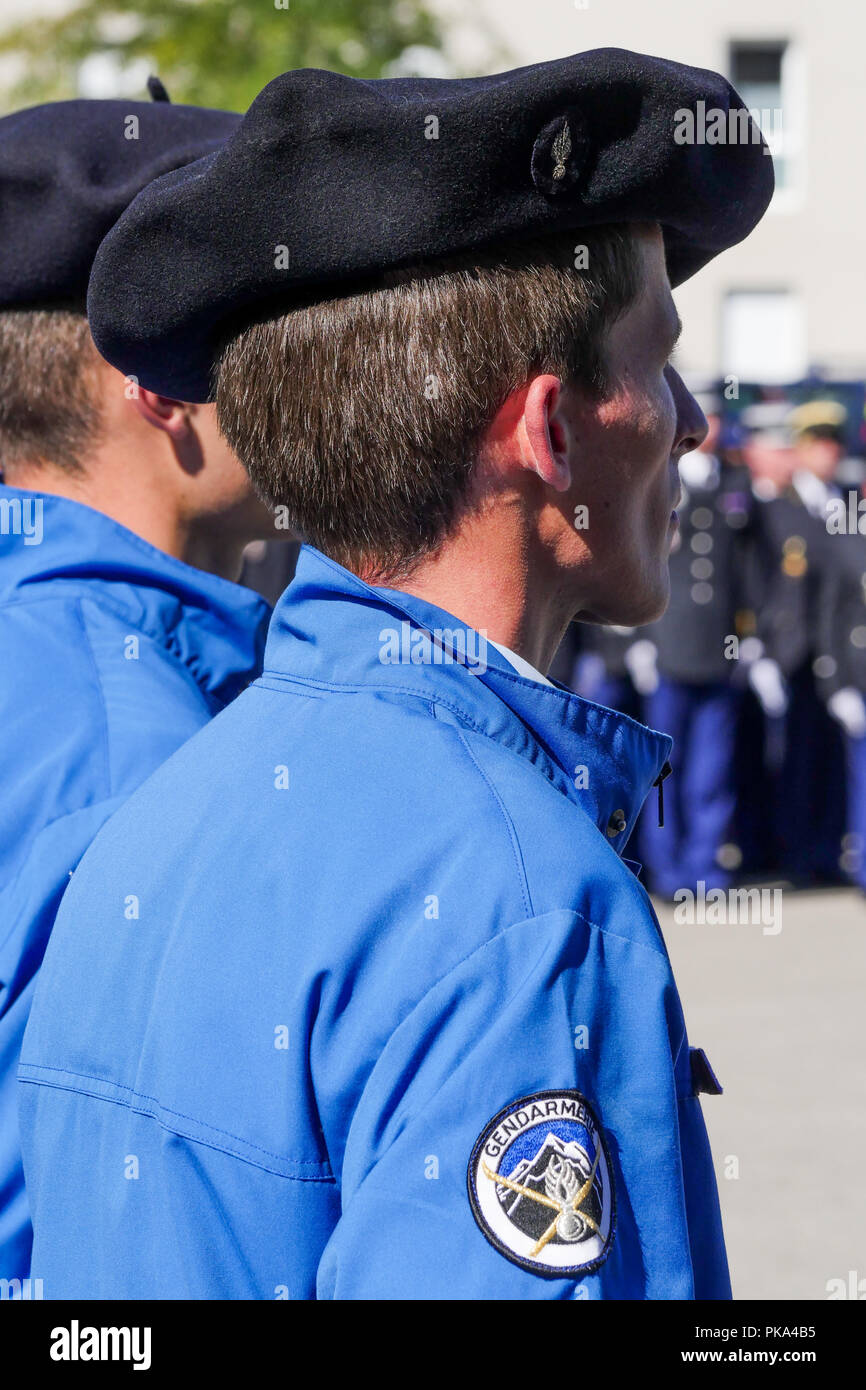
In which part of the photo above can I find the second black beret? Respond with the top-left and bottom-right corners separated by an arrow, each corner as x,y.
0,94 -> 240,311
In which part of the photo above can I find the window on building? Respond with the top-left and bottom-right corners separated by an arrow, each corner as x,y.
730,40 -> 801,197
722,290 -> 807,384
731,42 -> 784,103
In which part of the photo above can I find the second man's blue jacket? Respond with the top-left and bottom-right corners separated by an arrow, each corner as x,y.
0,485 -> 270,1280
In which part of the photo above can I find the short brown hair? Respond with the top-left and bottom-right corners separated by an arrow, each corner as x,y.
215,226 -> 642,579
0,306 -> 104,475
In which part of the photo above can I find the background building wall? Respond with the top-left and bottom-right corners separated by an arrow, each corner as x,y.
1,0 -> 859,381
434,0 -> 865,383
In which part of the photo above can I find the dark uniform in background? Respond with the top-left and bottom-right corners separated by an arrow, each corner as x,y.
558,395 -> 866,896
816,542 -> 866,892
803,402 -> 866,890
637,428 -> 754,895
557,392 -> 756,897
743,405 -> 848,882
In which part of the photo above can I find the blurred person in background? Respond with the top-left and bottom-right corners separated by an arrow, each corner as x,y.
740,402 -> 847,882
635,387 -> 754,897
801,403 -> 866,891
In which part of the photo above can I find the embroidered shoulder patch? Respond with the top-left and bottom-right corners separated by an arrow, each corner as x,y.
467,1090 -> 615,1277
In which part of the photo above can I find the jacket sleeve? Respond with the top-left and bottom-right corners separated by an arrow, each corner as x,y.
316,905 -> 729,1300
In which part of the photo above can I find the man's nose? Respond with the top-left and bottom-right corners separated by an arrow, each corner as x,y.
666,365 -> 709,455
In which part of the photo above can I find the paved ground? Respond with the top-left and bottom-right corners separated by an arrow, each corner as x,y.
656,886 -> 866,1301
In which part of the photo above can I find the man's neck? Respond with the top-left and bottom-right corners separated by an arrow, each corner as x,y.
378,520 -> 569,676
5,463 -> 248,583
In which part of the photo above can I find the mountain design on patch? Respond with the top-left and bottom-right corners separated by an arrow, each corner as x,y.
496,1131 -> 603,1244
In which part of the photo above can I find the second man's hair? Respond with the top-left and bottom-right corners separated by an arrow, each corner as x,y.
0,307 -> 104,475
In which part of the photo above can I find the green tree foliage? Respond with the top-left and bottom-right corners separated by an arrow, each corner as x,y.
0,0 -> 445,113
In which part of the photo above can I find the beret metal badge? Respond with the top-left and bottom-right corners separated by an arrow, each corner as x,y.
531,111 -> 589,196
551,121 -> 572,179
467,1090 -> 615,1277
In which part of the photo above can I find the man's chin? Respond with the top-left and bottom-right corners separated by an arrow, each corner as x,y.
573,575 -> 670,628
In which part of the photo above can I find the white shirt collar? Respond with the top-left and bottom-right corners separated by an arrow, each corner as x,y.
489,639 -> 554,687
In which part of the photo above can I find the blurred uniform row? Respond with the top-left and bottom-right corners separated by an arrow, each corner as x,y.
241,387 -> 866,896
540,387 -> 866,896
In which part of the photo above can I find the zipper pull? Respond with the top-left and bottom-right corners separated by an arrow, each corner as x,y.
653,760 -> 672,828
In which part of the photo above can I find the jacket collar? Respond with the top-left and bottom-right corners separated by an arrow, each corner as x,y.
0,484 -> 270,707
265,546 -> 672,851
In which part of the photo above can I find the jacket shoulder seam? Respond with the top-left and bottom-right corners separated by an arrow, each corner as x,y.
454,725 -> 533,918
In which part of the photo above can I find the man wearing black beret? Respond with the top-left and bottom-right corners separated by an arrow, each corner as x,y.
0,89 -> 280,1285
21,51 -> 773,1298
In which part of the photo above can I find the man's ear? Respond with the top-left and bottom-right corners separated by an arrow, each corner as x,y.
520,374 -> 572,493
130,388 -> 192,441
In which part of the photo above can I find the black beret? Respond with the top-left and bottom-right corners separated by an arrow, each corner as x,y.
88,48 -> 775,403
0,93 -> 239,310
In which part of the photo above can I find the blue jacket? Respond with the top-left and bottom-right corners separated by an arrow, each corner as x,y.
19,545 -> 730,1299
0,485 -> 269,1280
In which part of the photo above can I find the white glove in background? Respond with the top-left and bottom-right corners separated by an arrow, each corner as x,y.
625,639 -> 660,696
827,687 -> 866,739
747,656 -> 789,719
